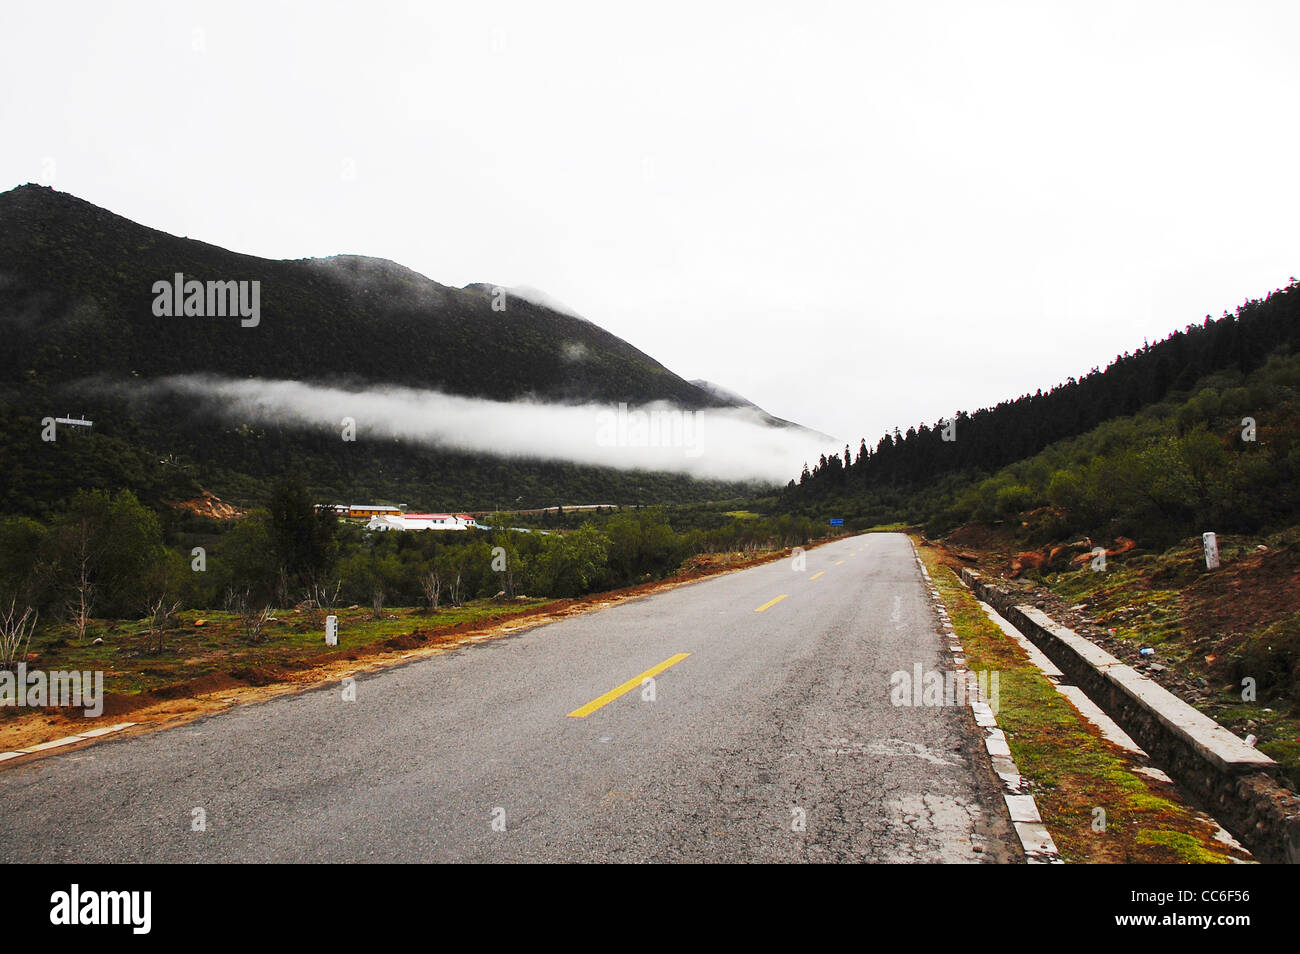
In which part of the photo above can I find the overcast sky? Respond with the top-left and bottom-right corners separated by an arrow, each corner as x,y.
3,1 -> 1298,449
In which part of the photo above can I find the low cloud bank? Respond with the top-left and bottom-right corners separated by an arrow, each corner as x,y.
103,375 -> 839,484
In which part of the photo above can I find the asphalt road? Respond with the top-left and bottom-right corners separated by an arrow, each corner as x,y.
0,532 -> 1018,863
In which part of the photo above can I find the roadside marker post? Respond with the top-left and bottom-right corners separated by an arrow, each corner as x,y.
325,614 -> 338,646
1202,532 -> 1219,570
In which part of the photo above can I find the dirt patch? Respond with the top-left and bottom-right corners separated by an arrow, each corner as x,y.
381,633 -> 428,651
1181,541 -> 1300,641
162,489 -> 246,521
94,670 -> 273,719
226,666 -> 285,688
941,523 -> 1001,550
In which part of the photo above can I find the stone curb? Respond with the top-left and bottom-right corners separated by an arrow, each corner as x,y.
0,722 -> 136,763
914,548 -> 1063,864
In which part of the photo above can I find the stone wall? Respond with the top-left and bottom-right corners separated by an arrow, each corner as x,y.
962,568 -> 1300,864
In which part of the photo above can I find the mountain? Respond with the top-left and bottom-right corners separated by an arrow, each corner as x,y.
0,184 -> 814,515
688,378 -> 835,440
0,184 -> 739,407
690,379 -> 762,410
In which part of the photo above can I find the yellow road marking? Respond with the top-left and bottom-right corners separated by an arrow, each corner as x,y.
809,571 -> 825,581
754,594 -> 788,613
835,560 -> 845,566
567,653 -> 691,718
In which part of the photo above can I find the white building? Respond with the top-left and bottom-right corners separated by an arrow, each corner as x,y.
365,513 -> 477,532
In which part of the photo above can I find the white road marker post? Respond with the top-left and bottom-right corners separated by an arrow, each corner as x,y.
325,614 -> 338,646
1202,532 -> 1220,570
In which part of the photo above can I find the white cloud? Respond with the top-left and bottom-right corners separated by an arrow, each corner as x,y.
115,375 -> 840,484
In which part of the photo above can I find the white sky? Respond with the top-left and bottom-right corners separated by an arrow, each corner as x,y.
3,1 -> 1298,449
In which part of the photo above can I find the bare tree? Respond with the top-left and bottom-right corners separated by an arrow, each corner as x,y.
301,579 -> 340,628
316,578 -> 341,613
298,597 -> 321,628
65,518 -> 95,643
448,570 -> 463,607
142,595 -> 182,655
0,600 -> 37,670
494,536 -> 517,598
274,566 -> 292,611
137,553 -> 184,655
369,581 -> 386,620
233,588 -> 274,643
420,567 -> 441,613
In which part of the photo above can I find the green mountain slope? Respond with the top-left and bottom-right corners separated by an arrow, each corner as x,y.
0,184 -> 730,405
0,184 -> 787,514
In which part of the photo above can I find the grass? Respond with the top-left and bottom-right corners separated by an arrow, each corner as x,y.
9,600 -> 550,699
1135,830 -> 1227,864
916,538 -> 1247,863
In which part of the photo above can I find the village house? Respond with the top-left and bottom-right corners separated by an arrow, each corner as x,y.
365,512 -> 477,532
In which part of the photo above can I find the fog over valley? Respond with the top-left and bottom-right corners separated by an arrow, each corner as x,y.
93,374 -> 842,484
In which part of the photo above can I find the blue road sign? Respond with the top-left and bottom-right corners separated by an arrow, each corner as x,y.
829,518 -> 844,526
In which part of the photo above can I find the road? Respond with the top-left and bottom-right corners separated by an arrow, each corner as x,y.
0,532 -> 1018,863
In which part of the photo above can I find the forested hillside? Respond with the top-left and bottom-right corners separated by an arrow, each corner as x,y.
783,280 -> 1300,542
